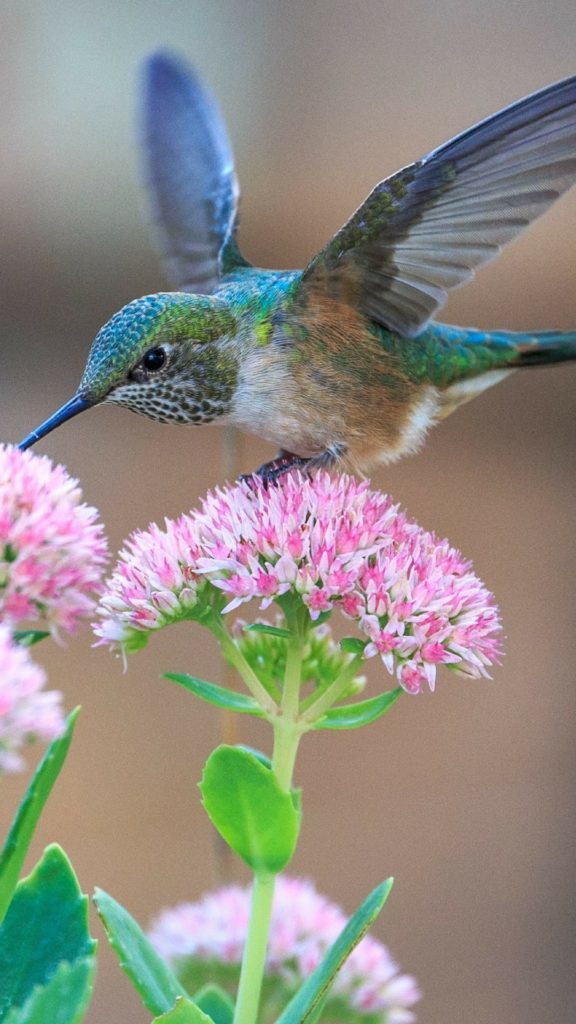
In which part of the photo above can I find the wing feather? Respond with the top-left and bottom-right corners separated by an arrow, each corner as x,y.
300,74 -> 576,336
140,52 -> 248,294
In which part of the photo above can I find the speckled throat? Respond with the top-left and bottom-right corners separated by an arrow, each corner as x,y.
107,376 -> 234,425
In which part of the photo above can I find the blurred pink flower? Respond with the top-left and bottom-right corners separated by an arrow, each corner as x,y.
0,626 -> 64,773
0,444 -> 108,636
95,472 -> 501,693
149,875 -> 420,1023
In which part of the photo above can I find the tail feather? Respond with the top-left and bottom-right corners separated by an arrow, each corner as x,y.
505,330 -> 576,367
428,322 -> 576,381
431,324 -> 576,418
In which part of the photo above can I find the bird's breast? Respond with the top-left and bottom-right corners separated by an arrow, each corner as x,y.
230,327 -> 441,470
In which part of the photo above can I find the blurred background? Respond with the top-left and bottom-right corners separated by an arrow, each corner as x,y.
1,1 -> 575,1021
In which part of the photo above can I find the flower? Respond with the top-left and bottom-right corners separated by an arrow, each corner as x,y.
94,473 -> 394,652
349,531 -> 502,693
0,626 -> 65,773
149,875 -> 420,1023
94,516 -> 203,651
95,472 -> 501,693
0,444 -> 108,636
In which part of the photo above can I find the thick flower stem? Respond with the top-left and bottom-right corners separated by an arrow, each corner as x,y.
233,630 -> 306,1024
282,635 -> 305,719
232,871 -> 276,1024
273,628 -> 307,789
271,719 -> 303,792
233,722 -> 303,1024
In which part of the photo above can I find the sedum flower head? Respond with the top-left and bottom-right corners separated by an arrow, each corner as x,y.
0,445 -> 108,636
0,626 -> 64,773
149,875 -> 420,1024
95,472 -> 501,694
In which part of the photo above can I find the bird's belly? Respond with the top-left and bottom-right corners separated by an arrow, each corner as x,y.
232,401 -> 332,458
345,387 -> 441,472
232,368 -> 440,471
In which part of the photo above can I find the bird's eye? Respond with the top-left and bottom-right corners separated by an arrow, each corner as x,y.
142,347 -> 166,372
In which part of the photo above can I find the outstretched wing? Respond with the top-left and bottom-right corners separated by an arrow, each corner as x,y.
299,74 -> 576,337
140,51 -> 249,294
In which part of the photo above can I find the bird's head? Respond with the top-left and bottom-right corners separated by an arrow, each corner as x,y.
18,292 -> 239,450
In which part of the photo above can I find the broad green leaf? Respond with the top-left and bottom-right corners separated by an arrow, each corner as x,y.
200,746 -> 300,873
12,631 -> 50,648
151,997 -> 213,1024
193,984 -> 234,1024
164,675 -> 262,717
0,845 -> 96,1022
339,638 -> 367,655
276,879 -> 394,1024
4,958 -> 95,1024
244,623 -> 293,639
93,888 -> 189,1015
315,690 -> 402,730
0,709 -> 80,925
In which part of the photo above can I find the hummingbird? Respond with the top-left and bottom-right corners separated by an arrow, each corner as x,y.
18,54 -> 576,479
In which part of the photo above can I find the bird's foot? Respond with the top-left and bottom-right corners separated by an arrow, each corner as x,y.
241,450 -> 310,487
242,445 -> 346,487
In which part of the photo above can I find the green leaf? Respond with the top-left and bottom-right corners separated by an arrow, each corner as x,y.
151,997 -> 214,1024
4,959 -> 95,1024
200,746 -> 300,873
339,638 -> 367,655
244,623 -> 293,639
316,690 -> 402,730
276,880 -> 394,1024
0,845 -> 96,1022
193,985 -> 234,1024
0,709 -> 80,925
164,675 -> 263,717
93,888 -> 189,1015
12,631 -> 50,648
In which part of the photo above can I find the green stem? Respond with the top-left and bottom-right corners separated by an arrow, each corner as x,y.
209,616 -> 278,717
273,626 -> 308,789
301,654 -> 363,725
233,623 -> 307,1024
281,636 -> 304,719
232,871 -> 276,1024
233,719 -> 303,1024
271,718 -> 304,792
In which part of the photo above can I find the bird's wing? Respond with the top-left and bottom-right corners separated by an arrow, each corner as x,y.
298,74 -> 576,337
140,51 -> 249,294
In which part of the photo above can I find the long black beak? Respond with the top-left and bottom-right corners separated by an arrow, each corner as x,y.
18,394 -> 91,451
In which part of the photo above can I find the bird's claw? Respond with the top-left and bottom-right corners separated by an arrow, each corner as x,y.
241,450 -> 311,489
240,445 -> 347,488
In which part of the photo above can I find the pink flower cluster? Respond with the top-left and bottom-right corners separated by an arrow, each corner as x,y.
0,444 -> 108,636
0,626 -> 64,773
348,532 -> 500,694
0,445 -> 108,770
149,875 -> 420,1024
94,517 -> 201,650
95,472 -> 501,693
